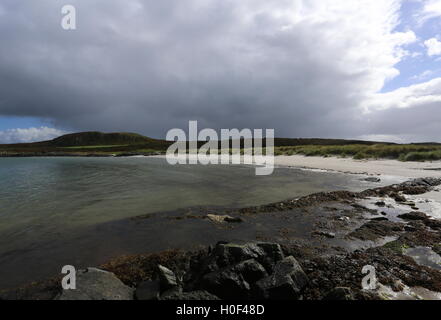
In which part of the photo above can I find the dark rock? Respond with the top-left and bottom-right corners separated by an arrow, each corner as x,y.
212,242 -> 283,270
391,193 -> 407,203
160,286 -> 183,299
433,244 -> 441,256
348,220 -> 405,241
255,243 -> 285,272
158,265 -> 178,292
425,219 -> 441,231
58,268 -> 134,300
135,280 -> 160,300
214,243 -> 265,267
207,214 -> 243,223
398,212 -> 428,221
202,269 -> 250,299
233,259 -> 268,284
314,231 -> 336,238
363,177 -> 381,183
161,290 -> 220,300
256,256 -> 309,300
375,201 -> 386,207
404,225 -> 417,232
323,287 -> 354,300
224,216 -> 244,223
371,217 -> 389,221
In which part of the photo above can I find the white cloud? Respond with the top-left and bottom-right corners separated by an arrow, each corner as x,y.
425,37 -> 441,56
364,77 -> 441,111
0,127 -> 66,144
410,69 -> 434,81
419,0 -> 441,23
0,0 -> 432,142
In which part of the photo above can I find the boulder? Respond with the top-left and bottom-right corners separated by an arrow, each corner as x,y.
213,242 -> 284,269
257,243 -> 285,264
135,280 -> 160,300
202,268 -> 251,299
58,268 -> 134,300
214,243 -> 266,267
256,256 -> 309,300
158,265 -> 178,292
233,259 -> 268,284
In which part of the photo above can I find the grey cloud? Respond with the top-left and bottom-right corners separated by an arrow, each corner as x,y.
0,0 -> 437,142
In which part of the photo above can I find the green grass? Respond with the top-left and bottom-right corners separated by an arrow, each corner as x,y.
274,144 -> 441,162
62,145 -> 129,149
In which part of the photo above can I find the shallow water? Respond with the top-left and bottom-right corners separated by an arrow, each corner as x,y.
0,157 -> 393,289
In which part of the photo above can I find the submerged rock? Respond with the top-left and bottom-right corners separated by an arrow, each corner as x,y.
58,268 -> 134,300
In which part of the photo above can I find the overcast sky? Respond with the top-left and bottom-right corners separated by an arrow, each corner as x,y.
0,0 -> 441,143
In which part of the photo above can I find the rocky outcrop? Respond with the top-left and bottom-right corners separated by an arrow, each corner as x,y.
255,256 -> 309,300
58,268 -> 134,300
182,242 -> 308,300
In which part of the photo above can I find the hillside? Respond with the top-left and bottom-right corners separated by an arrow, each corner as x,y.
49,132 -> 153,147
0,132 -> 171,155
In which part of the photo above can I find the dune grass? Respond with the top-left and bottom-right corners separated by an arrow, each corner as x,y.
62,145 -> 129,149
274,144 -> 441,162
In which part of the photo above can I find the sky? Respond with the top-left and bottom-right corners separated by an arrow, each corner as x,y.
0,0 -> 440,143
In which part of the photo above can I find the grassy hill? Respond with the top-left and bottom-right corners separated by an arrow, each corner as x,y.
0,132 -> 171,155
49,132 -> 153,147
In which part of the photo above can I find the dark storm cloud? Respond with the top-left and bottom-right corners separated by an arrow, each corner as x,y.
0,0 -> 437,142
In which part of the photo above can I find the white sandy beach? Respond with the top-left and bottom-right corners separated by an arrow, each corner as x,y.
274,155 -> 441,210
274,155 -> 441,179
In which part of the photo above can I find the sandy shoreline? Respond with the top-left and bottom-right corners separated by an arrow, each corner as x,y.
150,154 -> 441,179
274,155 -> 441,179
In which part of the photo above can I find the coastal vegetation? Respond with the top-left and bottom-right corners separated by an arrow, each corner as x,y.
1,131 -> 441,162
274,144 -> 441,162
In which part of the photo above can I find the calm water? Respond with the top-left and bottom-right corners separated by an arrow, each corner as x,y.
0,157 -> 392,289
